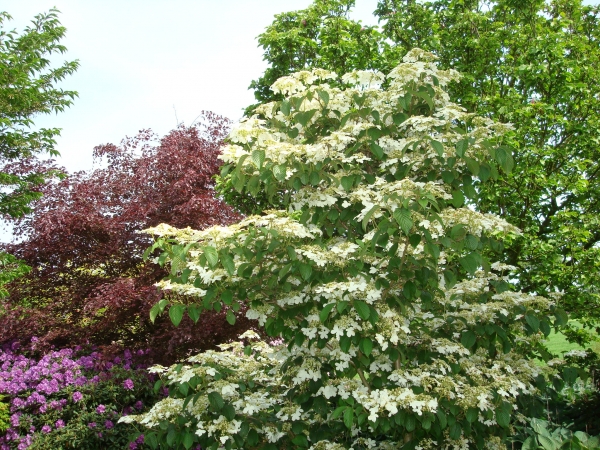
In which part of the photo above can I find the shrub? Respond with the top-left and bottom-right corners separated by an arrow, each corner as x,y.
123,50 -> 565,449
0,341 -> 159,449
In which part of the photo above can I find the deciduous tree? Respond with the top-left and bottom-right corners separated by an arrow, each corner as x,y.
1,116 -> 254,363
0,8 -> 77,217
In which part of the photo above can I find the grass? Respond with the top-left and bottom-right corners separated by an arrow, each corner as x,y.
544,320 -> 600,357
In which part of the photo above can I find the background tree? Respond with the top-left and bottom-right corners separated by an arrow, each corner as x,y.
0,8 -> 78,217
376,0 -> 600,330
0,8 -> 78,299
0,115 -> 255,364
246,0 -> 600,330
247,0 -> 389,113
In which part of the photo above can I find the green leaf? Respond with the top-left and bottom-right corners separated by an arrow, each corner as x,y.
341,175 -> 354,191
362,204 -> 380,230
291,434 -> 309,448
320,303 -> 335,323
296,110 -> 317,127
317,90 -> 330,106
354,300 -> 370,320
461,330 -> 477,349
280,100 -> 291,115
359,337 -> 373,356
251,150 -> 265,169
273,164 -> 287,181
538,435 -> 559,450
452,190 -> 465,207
331,406 -> 347,420
495,405 -> 511,428
222,404 -> 236,421
393,208 -> 413,235
187,305 -> 201,324
495,146 -> 514,173
149,302 -> 162,323
299,263 -> 312,281
456,139 -> 468,157
220,252 -> 235,275
182,432 -> 194,449
226,309 -> 236,325
554,308 -> 568,326
459,253 -> 479,274
369,142 -> 384,159
343,407 -> 354,429
203,246 -> 219,267
525,314 -> 540,332
169,304 -> 185,327
208,391 -> 225,411
436,410 -> 447,429
431,140 -> 444,157
337,300 -> 349,314
465,157 -> 480,175
449,423 -> 461,440
522,437 -> 538,450
405,414 -> 416,432
466,407 -> 478,423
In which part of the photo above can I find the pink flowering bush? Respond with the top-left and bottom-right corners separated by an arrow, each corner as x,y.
0,341 -> 159,449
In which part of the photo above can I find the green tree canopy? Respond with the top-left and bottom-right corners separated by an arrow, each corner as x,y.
0,8 -> 78,218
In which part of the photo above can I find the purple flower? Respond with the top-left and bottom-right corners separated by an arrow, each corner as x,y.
96,404 -> 106,414
41,424 -> 52,434
88,422 -> 96,428
72,391 -> 83,402
105,420 -> 114,429
123,379 -> 134,390
55,419 -> 65,428
129,434 -> 145,449
134,400 -> 143,410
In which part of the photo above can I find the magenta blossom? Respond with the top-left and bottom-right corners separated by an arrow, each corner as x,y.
123,379 -> 134,390
72,391 -> 83,402
96,404 -> 106,414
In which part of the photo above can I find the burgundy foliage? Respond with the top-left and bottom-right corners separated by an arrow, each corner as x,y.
0,112 -> 254,364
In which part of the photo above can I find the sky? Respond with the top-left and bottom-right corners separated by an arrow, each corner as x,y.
3,0 -> 380,173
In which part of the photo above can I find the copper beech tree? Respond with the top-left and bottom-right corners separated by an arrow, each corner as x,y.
0,113 -> 254,363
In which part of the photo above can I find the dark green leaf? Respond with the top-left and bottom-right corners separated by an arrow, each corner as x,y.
208,391 -> 224,411
461,330 -> 477,349
359,337 -> 373,356
343,407 -> 354,429
354,300 -> 370,320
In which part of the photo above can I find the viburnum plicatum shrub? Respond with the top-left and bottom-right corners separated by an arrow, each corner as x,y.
123,49 -> 565,449
0,116 -> 253,364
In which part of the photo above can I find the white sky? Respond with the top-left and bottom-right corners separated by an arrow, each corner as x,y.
2,0 -> 380,173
